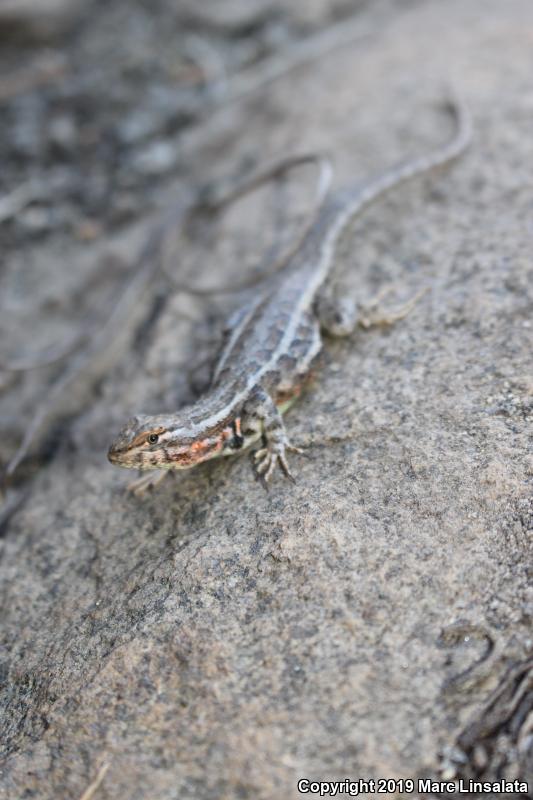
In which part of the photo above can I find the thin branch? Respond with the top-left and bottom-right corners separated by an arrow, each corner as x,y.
78,762 -> 110,800
3,195 -> 192,481
164,151 -> 333,295
0,330 -> 87,372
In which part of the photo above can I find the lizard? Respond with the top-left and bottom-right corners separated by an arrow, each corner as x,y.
107,94 -> 471,493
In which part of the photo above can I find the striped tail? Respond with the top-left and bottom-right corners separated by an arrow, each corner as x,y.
334,91 -> 472,236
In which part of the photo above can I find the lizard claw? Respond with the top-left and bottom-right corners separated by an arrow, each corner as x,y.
127,470 -> 168,496
254,443 -> 300,483
287,444 -> 305,456
359,286 -> 428,329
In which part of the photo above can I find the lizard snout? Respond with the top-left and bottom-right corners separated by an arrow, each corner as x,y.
107,442 -> 121,464
107,416 -> 143,464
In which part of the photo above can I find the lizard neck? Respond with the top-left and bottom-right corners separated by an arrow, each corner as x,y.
280,190 -> 354,286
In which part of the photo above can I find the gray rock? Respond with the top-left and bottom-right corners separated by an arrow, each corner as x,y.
47,113 -> 77,152
17,204 -> 52,233
0,0 -> 85,40
131,140 -> 178,176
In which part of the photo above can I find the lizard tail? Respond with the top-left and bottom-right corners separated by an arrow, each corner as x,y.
338,89 -> 472,227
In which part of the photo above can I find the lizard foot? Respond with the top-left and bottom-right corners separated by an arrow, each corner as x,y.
127,469 -> 168,496
254,442 -> 304,484
359,286 -> 428,329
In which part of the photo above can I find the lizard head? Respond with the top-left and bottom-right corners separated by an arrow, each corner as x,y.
107,414 -> 244,471
107,415 -> 171,469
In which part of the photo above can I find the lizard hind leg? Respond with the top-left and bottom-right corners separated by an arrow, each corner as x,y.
127,469 -> 169,496
358,285 -> 428,329
242,386 -> 303,484
316,284 -> 427,335
315,290 -> 358,337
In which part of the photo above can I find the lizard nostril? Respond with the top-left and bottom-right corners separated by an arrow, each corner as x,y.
107,442 -> 121,462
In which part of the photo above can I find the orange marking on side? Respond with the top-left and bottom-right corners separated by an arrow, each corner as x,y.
221,425 -> 233,442
191,438 -> 210,453
186,435 -> 225,463
275,385 -> 302,406
276,371 -> 316,407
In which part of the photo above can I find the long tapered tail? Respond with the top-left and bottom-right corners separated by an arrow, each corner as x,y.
293,90 -> 472,291
336,90 -> 472,232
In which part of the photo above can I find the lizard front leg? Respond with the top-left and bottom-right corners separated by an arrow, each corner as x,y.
242,386 -> 303,483
127,469 -> 169,496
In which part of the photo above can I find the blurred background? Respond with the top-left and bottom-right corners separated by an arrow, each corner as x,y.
1,0 -> 385,488
0,0 -> 376,242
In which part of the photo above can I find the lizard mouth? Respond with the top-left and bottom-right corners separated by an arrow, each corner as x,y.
107,444 -> 127,466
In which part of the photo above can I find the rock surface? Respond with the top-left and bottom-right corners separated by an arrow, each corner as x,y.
1,1 -> 532,799
0,0 -> 84,40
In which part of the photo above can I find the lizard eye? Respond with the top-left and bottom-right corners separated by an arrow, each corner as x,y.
148,433 -> 159,445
